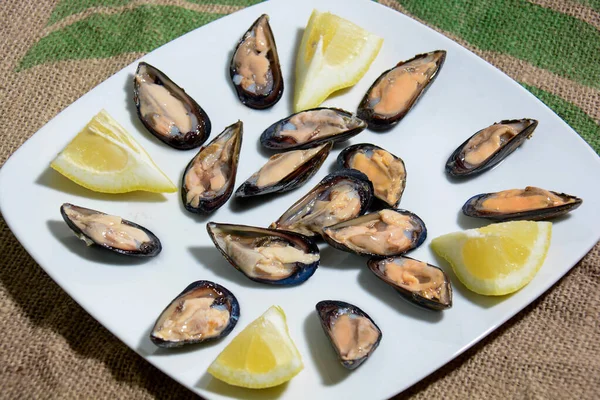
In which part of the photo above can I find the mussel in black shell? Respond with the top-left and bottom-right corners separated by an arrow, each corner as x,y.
367,256 -> 452,311
270,169 -> 373,237
446,119 -> 538,177
235,142 -> 332,198
462,186 -> 582,221
150,280 -> 240,348
316,300 -> 382,370
181,121 -> 243,214
337,143 -> 406,207
230,14 -> 283,109
134,62 -> 211,150
60,203 -> 161,257
207,222 -> 320,285
322,209 -> 426,257
260,108 -> 367,150
357,50 -> 446,130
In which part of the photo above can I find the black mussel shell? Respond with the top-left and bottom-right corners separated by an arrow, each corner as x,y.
322,209 -> 426,257
316,300 -> 382,370
230,14 -> 283,109
367,256 -> 452,311
357,50 -> 446,131
181,121 -> 243,214
337,143 -> 407,207
206,222 -> 320,285
446,119 -> 538,177
260,108 -> 367,151
235,142 -> 333,198
270,169 -> 374,237
60,203 -> 161,257
150,280 -> 240,348
133,62 -> 211,150
462,187 -> 582,221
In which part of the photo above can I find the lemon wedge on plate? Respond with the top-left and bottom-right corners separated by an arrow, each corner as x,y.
50,110 -> 176,193
208,305 -> 303,389
294,10 -> 383,112
431,221 -> 552,296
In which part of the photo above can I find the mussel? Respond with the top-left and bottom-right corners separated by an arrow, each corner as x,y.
235,142 -> 332,198
322,209 -> 426,257
260,108 -> 367,150
446,119 -> 538,177
207,222 -> 320,285
150,280 -> 240,348
367,256 -> 452,311
337,143 -> 406,207
182,121 -> 243,214
270,169 -> 373,237
357,50 -> 446,130
316,300 -> 382,370
60,203 -> 161,257
133,62 -> 211,150
230,14 -> 283,109
462,186 -> 582,221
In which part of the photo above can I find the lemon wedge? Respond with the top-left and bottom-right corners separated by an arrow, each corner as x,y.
207,305 -> 303,389
50,110 -> 177,193
294,10 -> 383,112
431,221 -> 552,296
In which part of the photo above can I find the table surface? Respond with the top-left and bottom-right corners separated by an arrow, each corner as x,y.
1,0 -> 599,398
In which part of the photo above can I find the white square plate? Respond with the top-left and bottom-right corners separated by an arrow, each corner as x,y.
1,0 -> 599,398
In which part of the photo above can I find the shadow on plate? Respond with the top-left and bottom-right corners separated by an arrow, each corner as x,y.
319,246 -> 365,270
286,28 -> 303,113
456,210 -> 490,230
229,190 -> 281,214
36,169 -> 167,203
357,268 -> 444,323
303,311 -> 350,386
196,372 -> 289,399
47,220 -> 153,266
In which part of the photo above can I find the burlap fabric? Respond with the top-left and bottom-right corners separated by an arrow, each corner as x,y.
1,0 -> 599,398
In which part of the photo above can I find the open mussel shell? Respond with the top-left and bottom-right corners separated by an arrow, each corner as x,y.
462,186 -> 583,221
207,222 -> 320,285
270,169 -> 374,237
316,300 -> 382,370
133,62 -> 211,150
446,119 -> 538,177
150,280 -> 240,348
181,121 -> 243,214
235,142 -> 333,198
367,256 -> 452,311
322,209 -> 426,257
60,203 -> 161,257
337,143 -> 406,207
260,108 -> 367,150
230,14 -> 283,109
357,50 -> 446,131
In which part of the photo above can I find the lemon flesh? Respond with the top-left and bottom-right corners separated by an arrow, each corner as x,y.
50,110 -> 176,193
431,221 -> 552,296
294,10 -> 383,112
207,305 -> 303,389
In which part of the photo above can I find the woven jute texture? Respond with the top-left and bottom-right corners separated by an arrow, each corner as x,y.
1,0 -> 599,399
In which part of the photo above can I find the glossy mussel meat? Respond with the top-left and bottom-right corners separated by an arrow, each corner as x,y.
260,108 -> 367,150
446,119 -> 538,177
182,121 -> 243,213
235,142 -> 332,198
270,169 -> 373,237
133,62 -> 211,150
462,186 -> 582,221
150,280 -> 240,348
316,300 -> 382,370
207,222 -> 320,285
60,203 -> 161,257
230,14 -> 283,109
368,256 -> 452,311
357,50 -> 446,130
338,143 -> 406,207
322,209 -> 426,257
